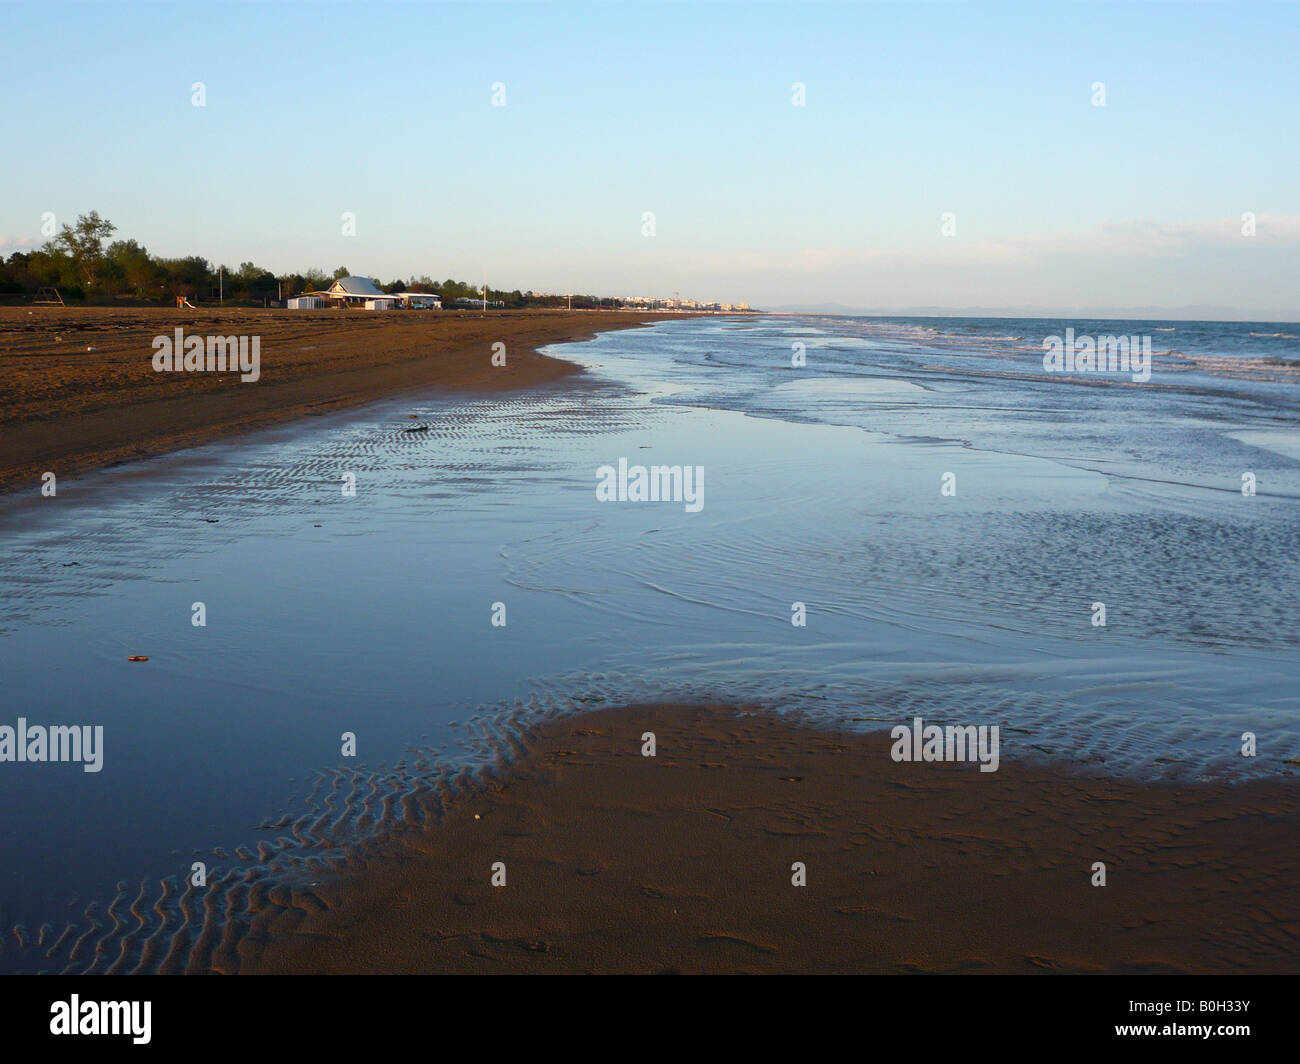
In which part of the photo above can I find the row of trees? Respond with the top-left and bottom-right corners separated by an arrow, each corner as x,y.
0,212 -> 574,309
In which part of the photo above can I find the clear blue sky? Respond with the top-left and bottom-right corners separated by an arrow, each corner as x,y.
2,1 -> 1297,313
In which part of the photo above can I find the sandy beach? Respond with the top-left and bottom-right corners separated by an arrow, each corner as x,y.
0,307 -> 689,496
3,0 -> 1298,1042
237,704 -> 1300,975
1,311 -> 1295,978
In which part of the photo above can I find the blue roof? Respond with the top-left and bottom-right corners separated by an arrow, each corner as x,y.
328,276 -> 386,297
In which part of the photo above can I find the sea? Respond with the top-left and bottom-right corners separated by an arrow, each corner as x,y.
1,313 -> 1297,971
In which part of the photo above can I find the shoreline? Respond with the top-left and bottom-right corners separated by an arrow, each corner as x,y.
235,703 -> 1300,975
4,307 -> 1295,976
0,307 -> 693,498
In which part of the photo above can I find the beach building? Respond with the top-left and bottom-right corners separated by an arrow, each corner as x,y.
393,292 -> 442,309
322,277 -> 441,310
325,276 -> 388,306
286,295 -> 324,309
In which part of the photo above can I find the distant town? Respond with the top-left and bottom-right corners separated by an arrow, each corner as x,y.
578,295 -> 752,313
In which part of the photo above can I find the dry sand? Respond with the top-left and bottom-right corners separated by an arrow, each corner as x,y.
239,704 -> 1300,975
0,306 -> 686,495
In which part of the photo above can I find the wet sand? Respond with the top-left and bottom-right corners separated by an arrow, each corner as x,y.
0,307 -> 689,496
240,704 -> 1300,975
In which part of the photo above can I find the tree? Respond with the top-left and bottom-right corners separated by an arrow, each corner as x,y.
332,266 -> 351,280
28,245 -> 74,286
54,211 -> 116,287
155,256 -> 213,298
105,239 -> 163,295
278,273 -> 307,297
440,278 -> 475,302
233,261 -> 277,298
0,254 -> 24,295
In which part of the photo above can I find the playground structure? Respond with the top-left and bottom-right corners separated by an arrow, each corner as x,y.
176,295 -> 198,309
33,287 -> 65,305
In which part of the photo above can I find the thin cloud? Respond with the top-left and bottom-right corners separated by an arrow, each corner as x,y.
686,214 -> 1300,275
0,235 -> 39,255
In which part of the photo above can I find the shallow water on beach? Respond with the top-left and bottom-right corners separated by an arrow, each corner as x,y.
0,314 -> 1298,970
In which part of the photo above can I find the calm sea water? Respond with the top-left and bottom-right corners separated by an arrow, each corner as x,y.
1,314 -> 1297,970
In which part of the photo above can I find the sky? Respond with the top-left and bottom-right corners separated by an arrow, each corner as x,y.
1,0 -> 1297,315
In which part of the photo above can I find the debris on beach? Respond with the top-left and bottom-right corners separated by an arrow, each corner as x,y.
127,655 -> 148,662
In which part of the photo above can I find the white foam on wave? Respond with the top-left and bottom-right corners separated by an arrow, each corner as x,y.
770,377 -> 927,401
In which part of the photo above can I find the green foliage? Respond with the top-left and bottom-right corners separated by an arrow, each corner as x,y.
105,239 -> 164,295
154,256 -> 213,298
53,211 -> 116,286
277,273 -> 307,298
0,210 -> 648,309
